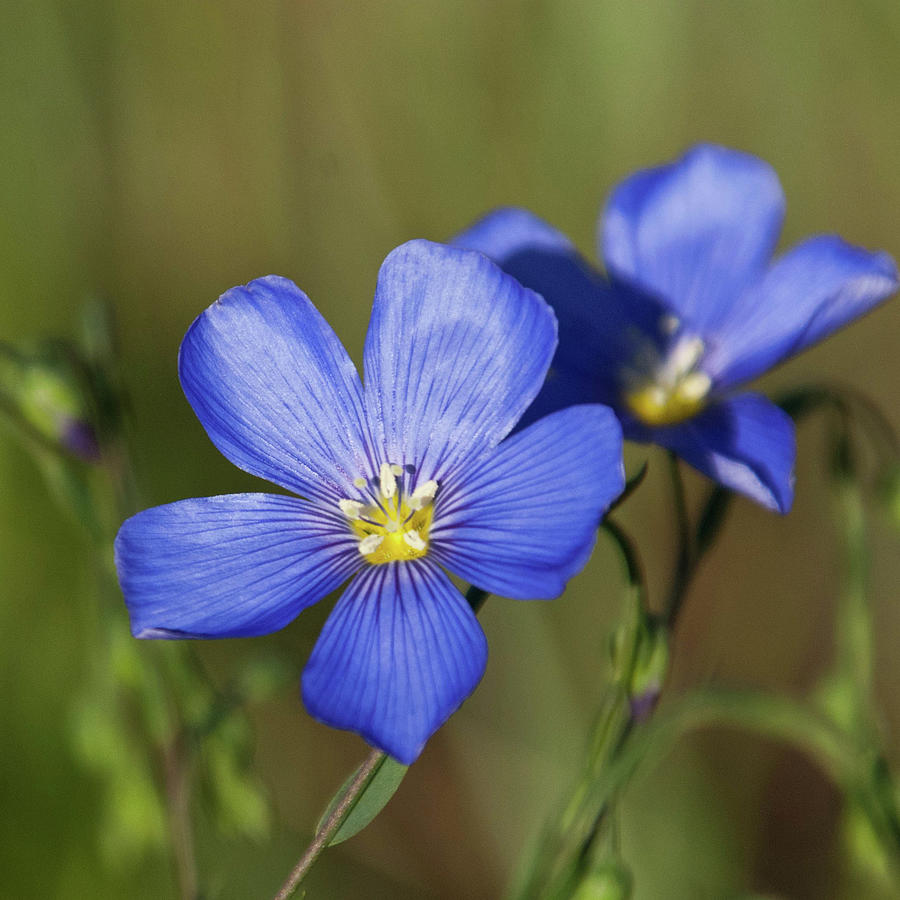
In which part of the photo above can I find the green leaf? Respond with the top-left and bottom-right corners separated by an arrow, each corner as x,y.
317,755 -> 408,846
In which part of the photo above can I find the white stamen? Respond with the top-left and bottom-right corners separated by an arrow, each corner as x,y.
358,534 -> 384,555
379,462 -> 397,499
409,479 -> 438,509
403,530 -> 426,551
339,498 -> 364,519
660,314 -> 680,335
390,463 -> 403,476
353,476 -> 367,488
678,371 -> 712,402
668,336 -> 705,377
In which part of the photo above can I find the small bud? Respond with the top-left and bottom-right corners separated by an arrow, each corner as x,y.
0,342 -> 101,462
628,619 -> 669,722
60,416 -> 101,461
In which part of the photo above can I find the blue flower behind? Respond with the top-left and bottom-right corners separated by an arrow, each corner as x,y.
454,144 -> 899,513
115,240 -> 625,763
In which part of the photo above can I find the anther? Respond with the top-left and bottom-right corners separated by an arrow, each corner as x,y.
358,534 -> 384,555
339,498 -> 364,519
409,479 -> 438,509
403,531 -> 426,551
678,371 -> 712,402
669,336 -> 705,375
379,462 -> 397,499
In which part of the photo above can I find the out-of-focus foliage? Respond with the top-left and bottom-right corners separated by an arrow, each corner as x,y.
2,2 -> 900,898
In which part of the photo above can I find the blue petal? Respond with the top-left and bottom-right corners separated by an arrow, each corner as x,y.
432,405 -> 625,598
179,276 -> 374,503
601,144 -> 784,331
115,493 -> 360,638
302,559 -> 487,764
363,240 -> 557,484
452,206 -> 584,262
646,393 -> 796,513
454,210 -> 666,407
706,236 -> 899,388
453,208 -> 608,379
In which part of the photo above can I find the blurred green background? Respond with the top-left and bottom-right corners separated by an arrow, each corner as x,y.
2,1 -> 900,897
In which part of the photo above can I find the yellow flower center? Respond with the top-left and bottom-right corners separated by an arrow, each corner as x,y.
338,462 -> 437,564
623,330 -> 712,427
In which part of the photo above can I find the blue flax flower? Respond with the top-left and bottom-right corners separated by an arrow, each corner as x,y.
115,240 -> 624,763
455,144 -> 898,513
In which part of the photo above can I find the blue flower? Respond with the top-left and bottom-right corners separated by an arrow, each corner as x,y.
455,144 -> 898,513
115,240 -> 625,763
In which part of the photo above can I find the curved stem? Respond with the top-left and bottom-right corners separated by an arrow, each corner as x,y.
514,461 -> 738,897
581,688 -> 861,829
665,478 -> 732,629
832,443 -> 875,724
778,383 -> 899,470
663,452 -> 692,627
601,518 -> 646,600
273,748 -> 386,900
824,417 -> 900,874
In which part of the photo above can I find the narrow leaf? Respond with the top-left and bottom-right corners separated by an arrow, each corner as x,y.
317,755 -> 409,846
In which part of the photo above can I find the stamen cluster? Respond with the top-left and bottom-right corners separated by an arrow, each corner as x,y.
623,323 -> 712,427
339,462 -> 438,564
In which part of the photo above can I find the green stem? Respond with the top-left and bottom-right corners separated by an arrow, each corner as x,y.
527,687 -> 869,900
272,748 -> 386,900
832,442 -> 874,724
778,383 -> 898,473
163,731 -> 199,900
824,425 -> 900,877
664,452 -> 692,627
580,687 -> 860,828
511,520 -> 652,898
514,456 -> 739,897
663,458 -> 734,630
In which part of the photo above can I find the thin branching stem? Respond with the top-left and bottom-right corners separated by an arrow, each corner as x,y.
663,451 -> 693,627
272,748 -> 386,900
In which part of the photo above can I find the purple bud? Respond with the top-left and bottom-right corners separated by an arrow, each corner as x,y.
60,416 -> 101,462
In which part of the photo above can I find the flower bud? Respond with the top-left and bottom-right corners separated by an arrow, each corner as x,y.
0,343 -> 100,462
628,618 -> 670,722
